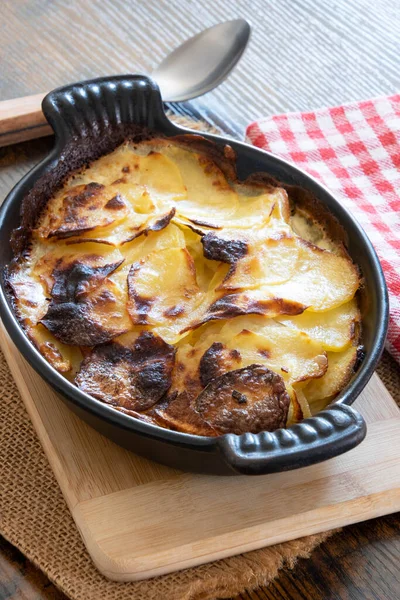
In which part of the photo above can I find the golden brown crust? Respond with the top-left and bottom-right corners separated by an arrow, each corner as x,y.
151,392 -> 217,436
41,259 -> 127,346
199,342 -> 242,387
195,364 -> 290,435
202,233 -> 248,263
75,332 -> 175,412
7,132 -> 362,437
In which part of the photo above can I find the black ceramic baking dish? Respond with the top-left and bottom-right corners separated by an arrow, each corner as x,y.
0,75 -> 389,475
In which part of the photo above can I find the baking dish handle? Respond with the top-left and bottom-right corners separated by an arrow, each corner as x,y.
217,404 -> 366,475
41,75 -> 173,146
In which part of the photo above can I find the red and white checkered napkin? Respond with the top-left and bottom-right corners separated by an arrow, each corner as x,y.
246,95 -> 400,363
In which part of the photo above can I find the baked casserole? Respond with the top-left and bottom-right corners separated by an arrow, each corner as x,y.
7,135 -> 362,436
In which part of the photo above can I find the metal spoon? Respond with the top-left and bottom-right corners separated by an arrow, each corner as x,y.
155,19 -> 250,101
0,19 -> 250,148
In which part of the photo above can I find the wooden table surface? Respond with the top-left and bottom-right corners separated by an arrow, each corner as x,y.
1,1 -> 399,598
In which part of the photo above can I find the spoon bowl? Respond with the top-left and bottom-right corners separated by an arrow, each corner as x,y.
153,19 -> 251,102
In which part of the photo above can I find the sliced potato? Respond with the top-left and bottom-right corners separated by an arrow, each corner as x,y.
165,145 -> 239,227
121,223 -> 186,265
276,299 -> 360,351
72,144 -> 187,201
127,247 -> 202,337
35,182 -> 129,240
304,345 -> 358,405
221,234 -> 299,289
75,331 -> 175,412
195,365 -> 290,435
220,322 -> 328,384
213,238 -> 359,316
41,258 -> 131,346
27,323 -> 83,375
8,268 -> 49,326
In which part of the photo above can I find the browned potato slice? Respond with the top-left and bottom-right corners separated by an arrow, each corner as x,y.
27,323 -> 83,375
195,364 -> 290,435
79,145 -> 187,197
61,149 -> 183,246
149,339 -> 219,435
67,206 -> 176,247
36,144 -> 186,246
184,188 -> 290,264
206,288 -> 306,321
212,239 -> 359,316
35,182 -> 129,240
151,392 -> 217,436
31,242 -> 124,297
7,269 -> 49,326
75,331 -> 175,412
221,323 -> 328,384
220,234 -> 299,290
199,341 -> 242,386
41,258 -> 130,345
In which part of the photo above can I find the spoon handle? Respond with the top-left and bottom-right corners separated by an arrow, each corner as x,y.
0,93 -> 52,148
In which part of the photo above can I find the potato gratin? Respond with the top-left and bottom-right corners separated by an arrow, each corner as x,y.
8,137 -> 362,435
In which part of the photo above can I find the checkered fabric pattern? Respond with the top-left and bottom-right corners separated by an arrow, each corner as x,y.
246,95 -> 400,363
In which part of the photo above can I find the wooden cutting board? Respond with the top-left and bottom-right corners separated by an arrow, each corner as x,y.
1,323 -> 400,582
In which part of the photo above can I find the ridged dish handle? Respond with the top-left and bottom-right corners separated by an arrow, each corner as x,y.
41,75 -> 172,146
217,404 -> 366,475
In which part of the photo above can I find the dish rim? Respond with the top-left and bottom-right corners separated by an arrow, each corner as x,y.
0,74 -> 389,461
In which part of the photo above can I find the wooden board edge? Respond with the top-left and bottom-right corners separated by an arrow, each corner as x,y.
0,326 -> 80,512
72,487 -> 400,581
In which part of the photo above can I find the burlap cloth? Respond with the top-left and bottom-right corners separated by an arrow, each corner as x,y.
1,351 -> 399,600
1,117 -> 400,599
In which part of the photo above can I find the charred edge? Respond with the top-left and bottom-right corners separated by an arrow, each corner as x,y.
61,182 -> 105,214
202,233 -> 248,264
163,305 -> 185,318
75,332 -> 175,411
50,259 -> 124,303
127,262 -> 153,323
47,182 -> 109,238
150,208 -> 176,232
195,364 -> 290,434
199,342 -> 225,387
40,303 -> 124,346
105,194 -> 126,209
10,125 -> 159,257
50,225 -> 97,239
189,218 -> 222,230
39,259 -> 126,345
65,237 -> 115,246
207,295 -> 306,320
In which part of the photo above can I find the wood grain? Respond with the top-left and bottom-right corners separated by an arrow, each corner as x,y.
0,537 -> 65,600
1,0 -> 399,138
0,93 -> 49,147
1,0 -> 400,597
1,321 -> 400,581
